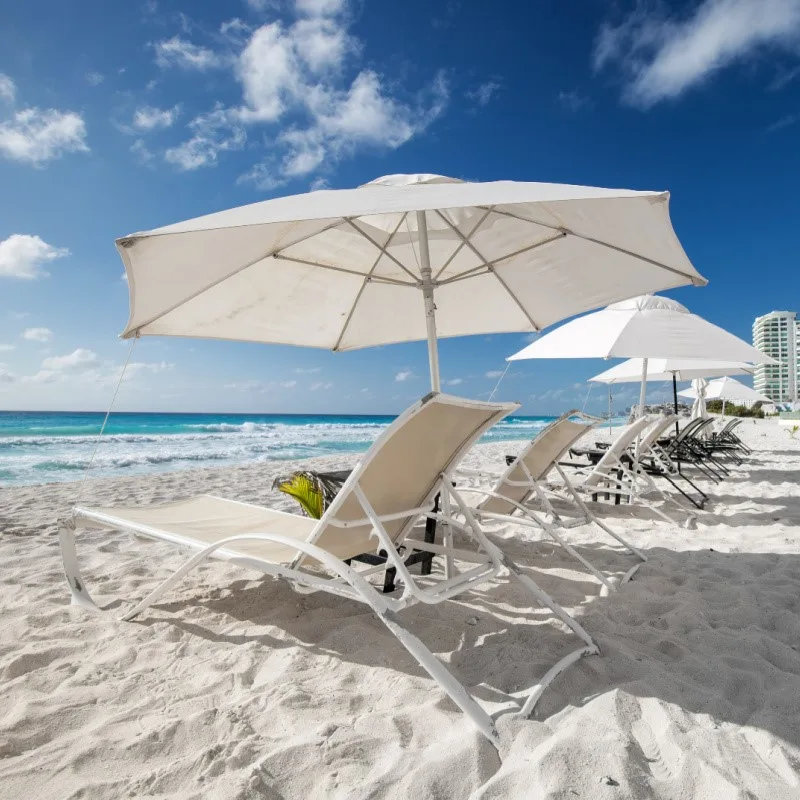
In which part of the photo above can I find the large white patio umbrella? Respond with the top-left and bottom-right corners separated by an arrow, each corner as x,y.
589,357 -> 754,427
508,295 -> 774,417
117,174 -> 707,391
679,376 -> 771,416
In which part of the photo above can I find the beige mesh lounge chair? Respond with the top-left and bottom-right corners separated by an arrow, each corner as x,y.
58,393 -> 600,747
562,414 -> 692,526
459,411 -> 648,591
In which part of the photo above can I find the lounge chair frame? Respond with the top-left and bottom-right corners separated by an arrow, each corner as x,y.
58,394 -> 599,748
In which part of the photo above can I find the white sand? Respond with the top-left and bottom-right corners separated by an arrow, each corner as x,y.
2,418 -> 800,799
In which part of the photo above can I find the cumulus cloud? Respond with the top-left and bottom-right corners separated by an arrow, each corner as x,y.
164,0 -> 448,181
22,327 -> 53,342
85,71 -> 104,86
485,370 -> 504,379
293,366 -> 321,373
130,138 -> 155,165
395,369 -> 415,382
154,36 -> 225,70
310,380 -> 333,390
466,80 -> 500,106
0,107 -> 88,165
280,379 -> 298,388
132,104 -> 181,131
165,106 -> 245,170
0,73 -> 15,103
594,0 -> 800,107
41,348 -> 98,371
0,235 -> 69,279
0,344 -> 15,351
444,377 -> 463,386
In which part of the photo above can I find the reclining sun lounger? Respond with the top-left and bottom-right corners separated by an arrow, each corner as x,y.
559,415 -> 691,526
457,411 -> 647,591
58,393 -> 600,747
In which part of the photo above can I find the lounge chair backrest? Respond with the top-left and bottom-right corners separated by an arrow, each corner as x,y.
669,417 -> 705,446
638,414 -> 679,453
303,393 -> 519,562
582,415 -> 654,489
478,411 -> 596,516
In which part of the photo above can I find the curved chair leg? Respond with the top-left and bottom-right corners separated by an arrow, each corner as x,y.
58,519 -> 100,612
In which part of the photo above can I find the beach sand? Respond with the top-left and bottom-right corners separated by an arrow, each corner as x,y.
2,417 -> 800,798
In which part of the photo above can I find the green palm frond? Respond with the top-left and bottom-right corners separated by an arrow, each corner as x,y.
272,470 -> 342,519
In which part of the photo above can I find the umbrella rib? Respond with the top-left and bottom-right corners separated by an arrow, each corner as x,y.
333,214 -> 409,352
272,253 -> 415,287
433,210 -> 553,330
343,218 -> 420,283
478,206 -> 706,286
437,231 -> 566,284
125,216 -> 352,336
432,207 -> 493,282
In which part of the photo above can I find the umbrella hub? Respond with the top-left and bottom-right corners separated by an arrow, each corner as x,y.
362,174 -> 466,187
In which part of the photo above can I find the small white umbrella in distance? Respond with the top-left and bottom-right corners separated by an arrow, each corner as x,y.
679,376 -> 771,416
508,295 -> 775,417
117,174 -> 707,391
588,358 -> 754,384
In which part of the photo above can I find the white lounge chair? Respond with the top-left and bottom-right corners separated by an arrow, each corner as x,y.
459,411 -> 648,591
562,415 -> 691,525
58,393 -> 599,747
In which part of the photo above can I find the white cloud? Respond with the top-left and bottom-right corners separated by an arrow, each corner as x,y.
466,80 -> 500,106
0,74 -> 15,103
310,176 -> 329,190
293,366 -> 321,373
0,235 -> 69,279
124,361 -> 174,380
41,348 -> 98,371
444,378 -> 463,386
557,90 -> 590,112
310,380 -> 333,390
0,107 -> 88,165
130,138 -> 155,165
86,71 -> 104,86
295,0 -> 347,14
485,370 -> 504,379
244,0 -> 280,10
154,36 -> 225,70
22,327 -> 53,342
132,104 -> 181,131
165,106 -> 246,170
0,344 -> 15,351
280,379 -> 298,388
595,0 -> 800,107
0,365 -> 14,383
395,369 -> 415,382
163,1 -> 448,185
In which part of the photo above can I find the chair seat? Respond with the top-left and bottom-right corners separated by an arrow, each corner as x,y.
75,495 -> 373,566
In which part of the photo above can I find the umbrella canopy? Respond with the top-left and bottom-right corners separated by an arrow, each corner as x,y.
588,358 -> 754,384
117,174 -> 706,391
679,376 -> 771,404
690,378 -> 709,421
507,294 -> 775,417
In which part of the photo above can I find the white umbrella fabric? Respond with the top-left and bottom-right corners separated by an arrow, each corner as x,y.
508,295 -> 775,417
679,376 -> 771,416
117,174 -> 707,390
588,358 -> 754,384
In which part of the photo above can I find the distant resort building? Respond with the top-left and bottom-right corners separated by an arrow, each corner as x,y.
752,311 -> 799,404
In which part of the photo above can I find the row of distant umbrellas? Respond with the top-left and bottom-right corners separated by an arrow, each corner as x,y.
114,172 -> 774,407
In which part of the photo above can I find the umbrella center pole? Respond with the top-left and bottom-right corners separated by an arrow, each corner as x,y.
417,210 -> 441,393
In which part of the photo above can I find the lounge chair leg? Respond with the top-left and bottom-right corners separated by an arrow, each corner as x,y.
501,555 -> 599,716
58,519 -> 100,612
374,608 -> 500,747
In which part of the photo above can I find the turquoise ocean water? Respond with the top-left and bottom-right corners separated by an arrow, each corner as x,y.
0,410 -> 628,487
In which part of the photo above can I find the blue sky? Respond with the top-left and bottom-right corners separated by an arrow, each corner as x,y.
1,0 -> 799,415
